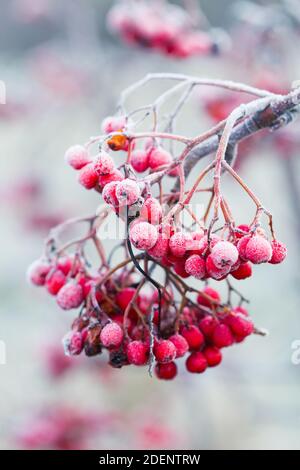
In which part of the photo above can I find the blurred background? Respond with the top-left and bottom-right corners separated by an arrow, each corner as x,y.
0,0 -> 300,450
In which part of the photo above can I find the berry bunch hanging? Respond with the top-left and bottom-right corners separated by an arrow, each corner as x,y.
27,73 -> 296,380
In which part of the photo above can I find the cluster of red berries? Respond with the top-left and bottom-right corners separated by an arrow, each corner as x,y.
107,1 -> 219,58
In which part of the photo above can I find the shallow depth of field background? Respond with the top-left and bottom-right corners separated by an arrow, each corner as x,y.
0,0 -> 299,450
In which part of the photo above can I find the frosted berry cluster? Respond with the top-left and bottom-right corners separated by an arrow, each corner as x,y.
107,1 -> 219,58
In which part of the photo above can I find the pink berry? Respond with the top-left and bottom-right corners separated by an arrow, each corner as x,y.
181,325 -> 204,351
169,232 -> 192,257
126,341 -> 148,365
98,168 -> 124,189
147,233 -> 169,258
231,262 -> 252,280
64,145 -> 90,170
140,197 -> 162,225
115,179 -> 141,206
116,287 -> 137,311
78,163 -> 98,189
197,287 -> 221,308
46,270 -> 66,296
130,149 -> 150,173
62,330 -> 83,356
212,323 -> 234,348
184,255 -> 206,280
245,235 -> 272,264
186,352 -> 208,373
129,221 -> 158,250
206,254 -> 231,280
226,314 -> 254,338
100,322 -> 124,348
237,235 -> 251,261
148,146 -> 172,170
102,115 -> 127,133
199,315 -> 218,338
169,334 -> 189,358
211,241 -> 239,268
56,283 -> 84,310
102,181 -> 119,206
154,339 -> 176,363
235,224 -> 251,239
27,259 -> 51,286
155,361 -> 177,380
269,240 -> 287,264
203,346 -> 222,367
94,152 -> 115,176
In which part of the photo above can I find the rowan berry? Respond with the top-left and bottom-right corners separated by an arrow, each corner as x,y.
184,255 -> 206,279
269,240 -> 287,264
197,286 -> 221,308
212,323 -> 234,348
231,261 -> 252,280
126,341 -> 149,365
210,241 -> 239,269
94,152 -> 115,176
27,259 -> 51,286
56,282 -> 84,310
78,163 -> 98,189
186,352 -> 207,373
100,322 -> 124,348
129,221 -> 158,250
65,145 -> 91,170
181,325 -> 204,350
130,149 -> 150,173
169,334 -> 189,358
245,235 -> 272,264
140,197 -> 162,225
46,270 -> 66,296
203,346 -> 222,367
155,361 -> 177,380
154,339 -> 176,363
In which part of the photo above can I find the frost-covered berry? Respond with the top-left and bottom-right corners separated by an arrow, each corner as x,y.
206,254 -> 230,280
245,235 -> 272,264
126,341 -> 148,365
199,315 -> 218,338
64,145 -> 91,170
148,146 -> 172,170
211,241 -> 239,268
56,282 -> 84,310
231,262 -> 252,280
46,270 -> 66,296
102,181 -> 119,207
78,163 -> 98,189
197,286 -> 221,308
237,235 -> 251,261
98,168 -> 124,189
155,361 -> 177,380
184,255 -> 206,280
169,232 -> 192,258
102,115 -> 127,133
212,323 -> 234,348
62,330 -> 83,356
203,346 -> 222,367
100,322 -> 124,348
169,334 -> 189,358
269,240 -> 287,264
186,352 -> 208,373
129,221 -> 158,250
226,314 -> 254,338
140,197 -> 162,225
116,179 -> 141,206
181,325 -> 204,351
94,152 -> 115,176
116,287 -> 137,311
147,232 -> 169,258
235,224 -> 250,239
27,259 -> 51,286
130,149 -> 150,173
154,340 -> 176,363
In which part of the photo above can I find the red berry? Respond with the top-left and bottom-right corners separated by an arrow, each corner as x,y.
186,352 -> 207,373
169,334 -> 189,358
147,232 -> 169,258
232,305 -> 249,317
27,259 -> 51,286
148,146 -> 172,170
116,178 -> 141,206
269,240 -> 287,264
140,197 -> 162,225
237,235 -> 251,261
102,181 -> 119,206
181,325 -> 204,350
129,221 -> 158,250
235,224 -> 250,239
102,115 -> 127,133
203,346 -> 222,367
197,287 -> 221,308
126,341 -> 148,365
245,235 -> 272,264
78,163 -> 98,189
173,260 -> 190,278
184,255 -> 206,279
56,283 -> 84,310
155,361 -> 177,380
226,314 -> 254,338
199,315 -> 218,338
100,322 -> 124,348
212,323 -> 234,348
62,330 -> 83,356
116,287 -> 137,311
46,270 -> 66,296
130,149 -> 150,173
211,241 -> 239,268
169,232 -> 192,257
154,340 -> 176,363
231,262 -> 252,280
98,168 -> 124,189
94,152 -> 115,176
206,255 -> 230,280
65,145 -> 91,170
